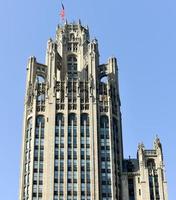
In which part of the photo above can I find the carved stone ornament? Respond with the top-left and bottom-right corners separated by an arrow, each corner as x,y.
26,84 -> 34,107
138,142 -> 145,151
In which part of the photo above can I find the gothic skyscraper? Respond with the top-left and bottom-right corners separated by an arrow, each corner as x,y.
19,21 -> 168,200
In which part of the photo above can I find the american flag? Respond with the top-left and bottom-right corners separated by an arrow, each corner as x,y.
60,3 -> 65,21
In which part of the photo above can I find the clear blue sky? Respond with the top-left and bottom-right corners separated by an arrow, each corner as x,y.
0,0 -> 175,199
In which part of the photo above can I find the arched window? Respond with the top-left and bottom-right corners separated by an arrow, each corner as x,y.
68,113 -> 77,126
100,115 -> 109,128
36,75 -> 45,83
27,117 -> 32,126
67,55 -> 77,77
99,75 -> 108,96
56,113 -> 64,126
36,115 -> 45,128
100,75 -> 108,84
70,33 -> 75,40
37,94 -> 45,102
147,159 -> 156,169
81,113 -> 89,126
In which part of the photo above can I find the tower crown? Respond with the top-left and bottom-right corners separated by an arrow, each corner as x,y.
56,21 -> 90,56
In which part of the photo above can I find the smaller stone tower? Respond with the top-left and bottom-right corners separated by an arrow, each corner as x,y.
121,137 -> 168,200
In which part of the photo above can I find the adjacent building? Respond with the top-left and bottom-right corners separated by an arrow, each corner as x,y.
19,20 -> 168,200
122,138 -> 168,200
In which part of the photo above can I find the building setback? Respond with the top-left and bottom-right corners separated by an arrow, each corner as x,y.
19,21 -> 168,200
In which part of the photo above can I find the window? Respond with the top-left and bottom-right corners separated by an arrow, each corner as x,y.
56,114 -> 64,127
37,94 -> 45,102
100,76 -> 108,83
99,76 -> 108,95
36,116 -> 45,128
67,55 -> 77,77
68,113 -> 77,126
36,75 -> 45,83
33,115 -> 45,198
147,159 -> 160,200
139,189 -> 141,195
128,178 -> 135,200
81,114 -> 89,126
100,115 -> 109,129
100,115 -> 112,197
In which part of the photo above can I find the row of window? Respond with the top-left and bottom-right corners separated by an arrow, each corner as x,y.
24,114 -> 113,199
23,118 -> 33,199
53,113 -> 91,199
148,159 -> 160,200
100,116 -> 112,198
32,116 -> 45,199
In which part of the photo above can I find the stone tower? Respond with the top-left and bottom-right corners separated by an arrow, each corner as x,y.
19,21 -> 123,200
19,20 -> 168,200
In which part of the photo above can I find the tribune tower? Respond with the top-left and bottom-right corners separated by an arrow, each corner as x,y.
19,21 -> 123,200
19,21 -> 168,200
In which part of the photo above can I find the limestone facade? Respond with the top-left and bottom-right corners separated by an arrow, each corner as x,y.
19,21 -> 168,200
